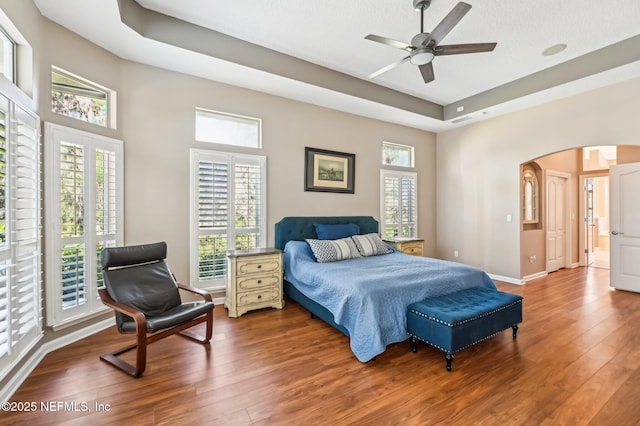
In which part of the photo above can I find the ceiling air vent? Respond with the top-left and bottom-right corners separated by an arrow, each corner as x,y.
451,116 -> 473,124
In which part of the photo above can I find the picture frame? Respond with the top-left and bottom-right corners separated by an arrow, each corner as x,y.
304,147 -> 355,194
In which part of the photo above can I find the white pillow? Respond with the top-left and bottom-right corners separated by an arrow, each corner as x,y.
352,233 -> 394,257
306,237 -> 363,263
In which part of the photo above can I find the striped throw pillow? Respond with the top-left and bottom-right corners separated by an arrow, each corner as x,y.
351,233 -> 394,257
306,237 -> 362,263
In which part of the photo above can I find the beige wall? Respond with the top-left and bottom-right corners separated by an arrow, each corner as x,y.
120,62 -> 437,282
437,77 -> 640,281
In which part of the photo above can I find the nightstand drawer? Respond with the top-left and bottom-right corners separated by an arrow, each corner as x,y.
237,274 -> 280,291
237,256 -> 281,275
383,238 -> 424,257
400,242 -> 423,256
237,287 -> 281,307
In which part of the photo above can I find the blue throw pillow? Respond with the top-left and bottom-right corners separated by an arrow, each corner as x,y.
314,223 -> 360,240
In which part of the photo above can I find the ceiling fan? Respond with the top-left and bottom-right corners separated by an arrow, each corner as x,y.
365,0 -> 496,84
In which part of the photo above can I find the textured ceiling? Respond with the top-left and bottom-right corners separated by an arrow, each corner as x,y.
34,0 -> 640,131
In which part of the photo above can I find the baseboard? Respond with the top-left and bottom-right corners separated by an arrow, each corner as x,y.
522,271 -> 548,282
0,317 -> 114,403
488,273 -> 525,285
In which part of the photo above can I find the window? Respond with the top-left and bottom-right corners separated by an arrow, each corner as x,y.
45,123 -> 123,327
51,67 -> 115,128
522,168 -> 539,223
380,170 -> 417,239
195,108 -> 261,148
0,27 -> 15,83
382,142 -> 414,167
190,149 -> 266,290
0,90 -> 41,379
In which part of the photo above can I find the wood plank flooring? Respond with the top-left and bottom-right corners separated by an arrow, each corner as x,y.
6,266 -> 640,425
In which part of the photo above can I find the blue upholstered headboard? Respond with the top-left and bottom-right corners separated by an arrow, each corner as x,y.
274,216 -> 379,250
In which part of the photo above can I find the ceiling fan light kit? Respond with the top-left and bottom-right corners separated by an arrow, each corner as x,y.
366,0 -> 497,84
410,48 -> 434,65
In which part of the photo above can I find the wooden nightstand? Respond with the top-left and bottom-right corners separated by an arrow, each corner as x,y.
225,248 -> 284,318
383,238 -> 424,256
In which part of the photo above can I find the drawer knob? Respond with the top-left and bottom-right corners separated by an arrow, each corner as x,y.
257,295 -> 262,299
257,265 -> 262,269
257,279 -> 262,284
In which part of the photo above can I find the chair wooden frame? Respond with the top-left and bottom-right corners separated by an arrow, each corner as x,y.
98,284 -> 213,377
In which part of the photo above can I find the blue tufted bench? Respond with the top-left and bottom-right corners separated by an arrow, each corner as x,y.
407,287 -> 523,371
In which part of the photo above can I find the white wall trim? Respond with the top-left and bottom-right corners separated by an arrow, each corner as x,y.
522,271 -> 548,282
0,318 -> 114,403
489,273 -> 525,285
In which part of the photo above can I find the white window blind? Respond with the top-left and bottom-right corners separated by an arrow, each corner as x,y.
380,170 -> 418,239
191,149 -> 266,290
0,91 -> 42,379
45,123 -> 123,327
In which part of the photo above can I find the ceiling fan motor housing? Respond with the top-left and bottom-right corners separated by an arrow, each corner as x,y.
413,0 -> 431,11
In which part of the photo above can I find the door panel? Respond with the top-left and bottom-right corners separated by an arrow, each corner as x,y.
546,173 -> 568,272
610,163 -> 640,292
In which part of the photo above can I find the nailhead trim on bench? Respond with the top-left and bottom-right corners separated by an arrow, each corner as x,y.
408,299 -> 522,327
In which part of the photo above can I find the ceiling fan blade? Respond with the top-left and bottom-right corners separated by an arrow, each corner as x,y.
368,56 -> 411,79
424,2 -> 472,46
365,34 -> 413,51
434,42 -> 497,55
418,62 -> 435,83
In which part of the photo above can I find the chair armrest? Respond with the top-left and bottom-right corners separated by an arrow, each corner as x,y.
98,288 -> 147,324
177,283 -> 213,302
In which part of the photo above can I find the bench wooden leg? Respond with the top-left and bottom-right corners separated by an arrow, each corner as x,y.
512,325 -> 519,339
411,336 -> 418,353
445,353 -> 453,372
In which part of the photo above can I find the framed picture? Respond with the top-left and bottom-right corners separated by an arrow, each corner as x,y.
304,147 -> 355,194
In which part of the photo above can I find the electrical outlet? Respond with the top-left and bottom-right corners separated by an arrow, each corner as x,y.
454,250 -> 459,257
529,255 -> 536,263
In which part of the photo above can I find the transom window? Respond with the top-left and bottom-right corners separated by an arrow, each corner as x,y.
0,27 -> 15,83
382,141 -> 414,168
195,108 -> 261,148
51,67 -> 115,128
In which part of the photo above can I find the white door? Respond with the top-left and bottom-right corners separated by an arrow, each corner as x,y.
610,162 -> 640,292
546,172 -> 569,272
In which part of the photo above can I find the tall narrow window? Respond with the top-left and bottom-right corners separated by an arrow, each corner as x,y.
45,123 -> 123,327
190,149 -> 266,290
51,67 -> 115,128
380,170 -> 418,239
0,91 -> 41,379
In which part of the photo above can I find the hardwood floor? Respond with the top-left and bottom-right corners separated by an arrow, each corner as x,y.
6,267 -> 640,425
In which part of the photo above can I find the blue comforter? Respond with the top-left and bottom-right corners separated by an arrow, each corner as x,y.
283,240 -> 497,362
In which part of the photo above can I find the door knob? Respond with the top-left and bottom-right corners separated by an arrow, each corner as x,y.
611,230 -> 624,235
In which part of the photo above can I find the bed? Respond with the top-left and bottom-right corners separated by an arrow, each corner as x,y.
275,216 -> 497,362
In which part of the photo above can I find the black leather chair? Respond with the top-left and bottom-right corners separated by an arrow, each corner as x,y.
98,242 -> 214,377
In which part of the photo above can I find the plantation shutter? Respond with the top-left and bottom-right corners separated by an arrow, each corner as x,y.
197,157 -> 229,282
0,93 -> 42,378
191,149 -> 266,289
381,170 -> 418,239
45,123 -> 123,327
59,142 -> 86,309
